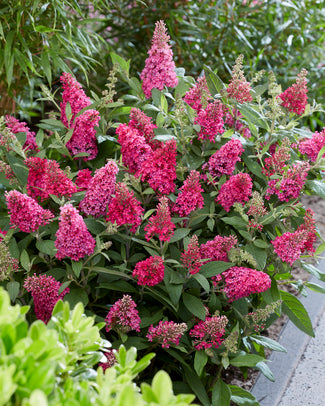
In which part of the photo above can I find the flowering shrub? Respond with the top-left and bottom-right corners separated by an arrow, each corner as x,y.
0,288 -> 195,405
1,20 -> 325,406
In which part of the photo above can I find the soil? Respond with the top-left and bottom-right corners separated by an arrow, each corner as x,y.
226,195 -> 325,392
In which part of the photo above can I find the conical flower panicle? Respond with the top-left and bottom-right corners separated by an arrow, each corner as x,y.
60,72 -> 91,127
227,55 -> 252,103
26,157 -> 77,201
132,255 -> 165,287
24,273 -> 70,324
105,295 -> 141,333
55,203 -> 96,261
116,123 -> 152,176
140,20 -> 178,99
279,69 -> 308,115
107,182 -> 144,233
66,109 -> 100,161
80,160 -> 118,217
174,170 -> 204,217
5,115 -> 39,151
5,190 -> 54,233
145,196 -> 175,242
60,72 -> 100,161
140,139 -> 177,195
208,139 -> 244,179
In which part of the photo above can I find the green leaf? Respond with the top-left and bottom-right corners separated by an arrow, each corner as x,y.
229,385 -> 259,406
194,350 -> 208,377
65,288 -> 89,308
242,155 -> 265,179
301,262 -> 325,282
83,218 -> 106,234
238,105 -> 268,130
203,65 -> 226,96
38,119 -> 67,131
221,216 -> 248,228
255,361 -> 274,382
20,250 -> 30,272
169,228 -> 191,243
229,353 -> 264,367
305,282 -> 325,294
212,380 -> 231,406
5,31 -> 15,86
72,261 -> 83,278
280,290 -> 314,337
192,273 -> 210,293
6,154 -> 28,186
305,180 -> 325,199
36,240 -> 57,256
41,52 -> 52,85
253,239 -> 269,249
184,369 -> 210,406
200,261 -> 234,278
182,293 -> 206,320
91,267 -> 133,280
151,370 -> 173,404
244,244 -> 267,270
315,242 -> 325,256
6,281 -> 20,302
250,335 -> 287,352
111,52 -> 130,75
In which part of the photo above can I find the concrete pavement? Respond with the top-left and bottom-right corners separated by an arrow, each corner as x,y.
251,261 -> 325,406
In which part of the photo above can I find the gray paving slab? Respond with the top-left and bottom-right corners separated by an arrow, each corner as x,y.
251,260 -> 325,406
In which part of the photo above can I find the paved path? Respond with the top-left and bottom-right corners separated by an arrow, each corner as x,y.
251,261 -> 325,406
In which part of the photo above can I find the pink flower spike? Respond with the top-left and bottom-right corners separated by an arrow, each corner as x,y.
105,295 -> 141,333
145,196 -> 175,242
128,107 -> 159,149
174,170 -> 204,217
5,115 -> 39,151
216,173 -> 253,212
181,235 -> 202,275
299,128 -> 325,162
26,157 -> 77,202
265,162 -> 310,202
140,139 -> 177,195
271,209 -> 317,265
194,100 -> 225,143
200,235 -> 237,264
189,314 -> 228,350
208,139 -> 244,179
66,109 -> 100,161
80,160 -> 118,217
213,267 -> 271,302
279,69 -> 308,115
107,182 -> 144,233
140,20 -> 178,98
133,255 -> 165,287
147,321 -> 187,348
24,273 -> 69,324
226,55 -> 252,103
5,190 -> 54,233
116,123 -> 152,176
60,72 -> 91,127
75,169 -> 92,191
55,203 -> 96,261
184,75 -> 211,112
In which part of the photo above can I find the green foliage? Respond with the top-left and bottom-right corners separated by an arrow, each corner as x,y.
88,0 -> 325,113
1,25 -> 325,404
0,288 -> 196,406
0,0 -> 104,115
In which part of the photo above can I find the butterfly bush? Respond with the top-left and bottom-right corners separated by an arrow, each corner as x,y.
1,20 -> 325,406
23,274 -> 69,323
